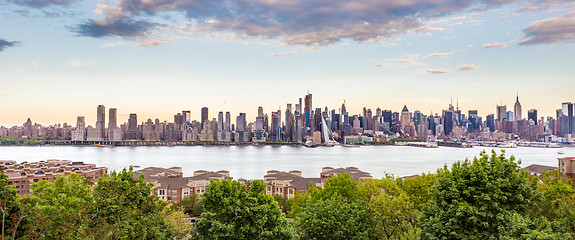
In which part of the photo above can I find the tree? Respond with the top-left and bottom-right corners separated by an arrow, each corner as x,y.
421,150 -> 539,239
193,179 -> 292,240
91,167 -> 174,239
360,177 -> 420,240
396,173 -> 437,211
26,173 -> 94,239
161,204 -> 193,240
0,174 -> 26,240
179,193 -> 203,217
293,197 -> 376,240
291,174 -> 376,239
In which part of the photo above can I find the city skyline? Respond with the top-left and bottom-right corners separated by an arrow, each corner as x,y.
1,0 -> 575,126
0,93 -> 572,127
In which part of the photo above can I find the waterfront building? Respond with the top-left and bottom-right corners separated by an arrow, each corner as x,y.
561,103 -> 574,136
1,160 -> 107,195
271,111 -> 281,142
108,108 -> 118,140
96,105 -> 105,140
235,113 -> 249,142
71,116 -> 86,141
125,113 -> 141,140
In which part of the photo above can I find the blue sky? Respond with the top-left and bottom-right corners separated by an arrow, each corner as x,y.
1,0 -> 574,126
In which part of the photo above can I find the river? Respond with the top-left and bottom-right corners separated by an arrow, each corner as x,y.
0,145 -> 572,179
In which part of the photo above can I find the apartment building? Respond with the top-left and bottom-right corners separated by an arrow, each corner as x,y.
264,167 -> 372,199
134,167 -> 232,203
1,160 -> 108,195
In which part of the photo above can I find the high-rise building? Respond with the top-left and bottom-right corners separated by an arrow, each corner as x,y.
72,116 -> 86,141
108,108 -> 117,129
96,105 -> 105,140
528,109 -> 538,124
468,110 -> 479,132
126,113 -> 140,140
182,111 -> 191,124
225,112 -> 231,132
486,114 -> 495,132
506,111 -> 514,122
235,113 -> 249,142
217,112 -> 224,132
496,105 -> 507,121
258,107 -> 264,118
304,93 -> 312,128
271,111 -> 281,142
201,107 -> 209,128
514,94 -> 522,121
400,105 -> 411,133
562,102 -> 574,135
443,111 -> 453,136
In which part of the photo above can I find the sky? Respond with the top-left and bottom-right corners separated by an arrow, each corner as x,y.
1,0 -> 574,127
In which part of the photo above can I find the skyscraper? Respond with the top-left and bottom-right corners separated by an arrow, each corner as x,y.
528,109 -> 538,125
201,107 -> 209,128
514,94 -> 522,121
182,111 -> 191,124
96,105 -> 105,139
108,108 -> 117,129
496,105 -> 507,121
225,112 -> 231,132
304,93 -> 312,128
71,116 -> 86,141
562,102 -> 574,135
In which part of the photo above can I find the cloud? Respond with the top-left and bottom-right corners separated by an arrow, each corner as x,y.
483,42 -> 508,48
520,11 -> 575,45
8,0 -> 78,8
73,18 -> 155,38
374,63 -> 394,68
427,52 -> 452,57
519,0 -> 575,13
75,0 -> 523,47
457,64 -> 479,70
426,69 -> 451,74
0,38 -> 20,52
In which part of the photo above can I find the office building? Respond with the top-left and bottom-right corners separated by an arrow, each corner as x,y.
96,105 -> 105,140
514,94 -> 522,121
528,109 -> 538,125
201,107 -> 209,128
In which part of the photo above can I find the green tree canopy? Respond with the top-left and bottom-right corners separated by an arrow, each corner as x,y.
421,150 -> 539,239
27,173 -> 94,239
91,167 -> 174,239
193,179 -> 292,240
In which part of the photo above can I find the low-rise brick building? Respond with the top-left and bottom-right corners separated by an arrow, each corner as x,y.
1,160 -> 108,195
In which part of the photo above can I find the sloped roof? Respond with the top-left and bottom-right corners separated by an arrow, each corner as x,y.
522,164 -> 557,174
